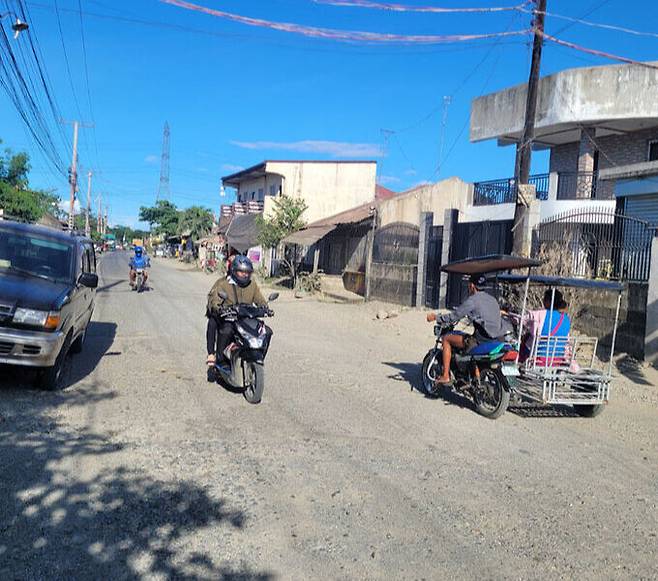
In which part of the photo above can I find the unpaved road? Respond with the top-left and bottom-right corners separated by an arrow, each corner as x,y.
1,252 -> 657,580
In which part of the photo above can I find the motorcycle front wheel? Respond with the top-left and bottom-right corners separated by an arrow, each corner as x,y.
244,361 -> 264,404
421,349 -> 444,399
473,368 -> 510,419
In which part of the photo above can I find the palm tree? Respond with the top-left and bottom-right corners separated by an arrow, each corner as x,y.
178,205 -> 213,241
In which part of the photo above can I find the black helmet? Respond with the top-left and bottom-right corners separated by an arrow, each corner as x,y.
230,255 -> 254,288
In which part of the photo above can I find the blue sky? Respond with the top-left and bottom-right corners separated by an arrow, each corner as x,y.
1,0 -> 657,228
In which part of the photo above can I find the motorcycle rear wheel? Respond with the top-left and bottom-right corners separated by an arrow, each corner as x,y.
244,361 -> 264,404
421,350 -> 444,399
473,368 -> 510,419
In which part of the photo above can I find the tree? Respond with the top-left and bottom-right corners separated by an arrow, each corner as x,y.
138,200 -> 180,237
0,143 -> 60,222
178,206 -> 213,241
256,195 -> 308,249
256,195 -> 308,280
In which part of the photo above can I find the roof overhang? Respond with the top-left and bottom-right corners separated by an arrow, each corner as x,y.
471,61 -> 658,147
222,162 -> 267,187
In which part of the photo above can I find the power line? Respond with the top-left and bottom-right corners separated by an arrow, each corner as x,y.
312,0 -> 528,13
540,32 -> 658,70
158,0 -> 531,45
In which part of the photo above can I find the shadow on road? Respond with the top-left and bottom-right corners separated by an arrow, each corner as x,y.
0,368 -> 274,579
0,321 -> 118,392
382,361 -> 476,412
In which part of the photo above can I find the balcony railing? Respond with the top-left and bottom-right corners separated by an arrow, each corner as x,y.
556,171 -> 611,200
220,201 -> 264,217
473,173 -> 550,206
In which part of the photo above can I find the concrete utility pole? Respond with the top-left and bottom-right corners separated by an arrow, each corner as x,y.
85,171 -> 93,237
97,194 -> 102,234
61,119 -> 93,231
512,0 -> 546,255
67,121 -> 79,231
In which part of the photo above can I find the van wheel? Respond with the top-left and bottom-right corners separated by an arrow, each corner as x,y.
70,328 -> 86,354
37,337 -> 70,391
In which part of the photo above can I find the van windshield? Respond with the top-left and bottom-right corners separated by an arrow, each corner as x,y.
0,229 -> 74,282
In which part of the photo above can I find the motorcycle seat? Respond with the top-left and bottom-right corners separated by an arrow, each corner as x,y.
468,341 -> 506,356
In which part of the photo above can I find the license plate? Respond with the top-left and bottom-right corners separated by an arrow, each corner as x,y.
501,365 -> 520,377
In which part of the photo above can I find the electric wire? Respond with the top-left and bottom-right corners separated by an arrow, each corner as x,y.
311,0 -> 528,13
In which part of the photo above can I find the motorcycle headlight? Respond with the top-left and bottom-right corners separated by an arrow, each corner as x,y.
13,308 -> 60,330
247,336 -> 265,349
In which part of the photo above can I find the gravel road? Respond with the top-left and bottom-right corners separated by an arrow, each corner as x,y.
1,251 -> 656,580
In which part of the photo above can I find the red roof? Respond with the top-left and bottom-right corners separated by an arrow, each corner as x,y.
375,184 -> 397,200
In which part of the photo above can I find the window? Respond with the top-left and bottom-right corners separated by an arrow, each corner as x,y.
251,192 -> 255,201
258,188 -> 264,200
269,184 -> 277,196
649,140 -> 658,162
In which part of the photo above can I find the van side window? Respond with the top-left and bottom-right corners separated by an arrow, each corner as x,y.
80,246 -> 90,274
85,246 -> 96,273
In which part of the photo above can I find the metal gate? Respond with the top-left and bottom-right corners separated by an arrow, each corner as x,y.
447,219 -> 513,307
370,222 -> 419,306
533,207 -> 655,282
424,225 -> 443,309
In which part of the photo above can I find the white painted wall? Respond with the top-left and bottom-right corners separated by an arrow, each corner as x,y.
263,161 -> 376,224
377,177 -> 472,227
461,198 -> 616,223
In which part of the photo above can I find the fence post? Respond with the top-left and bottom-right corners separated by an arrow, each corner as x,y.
645,237 -> 658,366
513,185 -> 539,256
416,212 -> 433,308
548,172 -> 558,201
439,209 -> 458,309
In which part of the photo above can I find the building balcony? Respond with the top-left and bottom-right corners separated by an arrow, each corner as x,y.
473,171 -> 614,206
473,174 -> 549,206
220,201 -> 264,217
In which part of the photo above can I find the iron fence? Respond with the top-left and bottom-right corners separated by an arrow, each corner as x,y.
555,171 -> 609,200
473,173 -> 550,206
533,207 -> 655,282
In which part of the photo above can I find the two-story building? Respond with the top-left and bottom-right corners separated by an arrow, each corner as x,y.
221,160 -> 377,224
469,60 -> 658,226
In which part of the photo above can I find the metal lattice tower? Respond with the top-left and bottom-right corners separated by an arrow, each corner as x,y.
157,122 -> 171,200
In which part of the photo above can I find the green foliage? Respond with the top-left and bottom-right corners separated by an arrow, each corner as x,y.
256,195 -> 308,249
111,224 -> 149,244
138,200 -> 180,237
178,205 -> 213,240
0,143 -> 60,223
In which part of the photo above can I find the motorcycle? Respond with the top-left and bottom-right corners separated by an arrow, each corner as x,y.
420,322 -> 519,419
211,291 -> 279,404
132,268 -> 147,293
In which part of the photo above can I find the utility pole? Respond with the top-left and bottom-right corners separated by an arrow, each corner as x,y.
157,122 -> 171,201
97,194 -> 102,234
85,171 -> 93,237
67,121 -> 79,231
437,95 -> 452,178
61,119 -> 93,231
512,0 -> 546,255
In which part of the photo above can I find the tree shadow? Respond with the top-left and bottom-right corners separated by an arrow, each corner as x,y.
0,381 -> 274,579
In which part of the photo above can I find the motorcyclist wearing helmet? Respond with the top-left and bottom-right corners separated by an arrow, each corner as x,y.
129,246 -> 150,287
206,255 -> 267,368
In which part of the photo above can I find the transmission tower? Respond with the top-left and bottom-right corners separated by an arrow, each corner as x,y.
157,122 -> 171,200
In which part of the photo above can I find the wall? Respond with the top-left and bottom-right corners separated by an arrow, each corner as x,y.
575,283 -> 648,359
377,177 -> 472,228
264,161 -> 376,224
236,175 -> 282,203
461,198 -> 616,223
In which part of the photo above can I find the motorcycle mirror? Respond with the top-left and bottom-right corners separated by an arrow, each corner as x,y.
218,291 -> 229,300
268,292 -> 279,302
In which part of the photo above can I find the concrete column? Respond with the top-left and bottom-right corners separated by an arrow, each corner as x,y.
548,171 -> 559,202
439,209 -> 458,309
577,127 -> 597,198
515,184 -> 539,257
645,237 -> 658,366
415,211 -> 433,308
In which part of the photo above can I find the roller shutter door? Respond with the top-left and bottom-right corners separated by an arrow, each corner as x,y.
624,194 -> 658,228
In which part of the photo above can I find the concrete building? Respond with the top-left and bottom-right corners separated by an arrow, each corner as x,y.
469,60 -> 658,225
222,160 -> 377,224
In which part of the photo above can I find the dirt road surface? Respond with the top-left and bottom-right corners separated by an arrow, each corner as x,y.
1,252 -> 657,580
